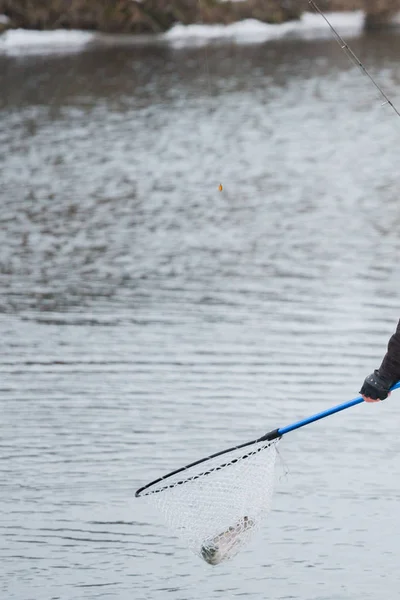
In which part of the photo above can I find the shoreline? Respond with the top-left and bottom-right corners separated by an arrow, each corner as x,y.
0,11 -> 377,56
1,8 -> 400,56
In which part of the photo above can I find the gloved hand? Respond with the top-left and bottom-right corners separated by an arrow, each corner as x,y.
360,370 -> 393,401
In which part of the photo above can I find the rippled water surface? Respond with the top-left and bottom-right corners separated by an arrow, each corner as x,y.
1,28 -> 400,600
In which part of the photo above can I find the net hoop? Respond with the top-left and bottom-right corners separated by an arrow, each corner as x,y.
135,429 -> 280,498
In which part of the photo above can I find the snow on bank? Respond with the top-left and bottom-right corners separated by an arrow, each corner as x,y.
0,28 -> 95,55
165,11 -> 365,47
0,11 -> 366,56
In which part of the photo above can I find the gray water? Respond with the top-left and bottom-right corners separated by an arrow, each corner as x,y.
1,28 -> 400,600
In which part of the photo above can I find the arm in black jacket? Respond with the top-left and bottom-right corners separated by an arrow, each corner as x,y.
360,320 -> 400,401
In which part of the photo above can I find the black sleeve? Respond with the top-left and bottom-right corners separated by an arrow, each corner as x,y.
378,320 -> 400,384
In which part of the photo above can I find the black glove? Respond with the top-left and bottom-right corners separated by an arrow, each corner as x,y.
359,370 -> 393,401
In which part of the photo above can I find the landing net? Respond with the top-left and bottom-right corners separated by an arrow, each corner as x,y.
137,438 -> 279,565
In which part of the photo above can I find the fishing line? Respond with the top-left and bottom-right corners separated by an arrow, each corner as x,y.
197,0 -> 224,192
203,37 -> 223,192
200,1 -> 399,191
309,0 -> 400,117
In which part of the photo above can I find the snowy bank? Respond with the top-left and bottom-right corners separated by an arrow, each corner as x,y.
0,28 -> 95,56
164,11 -> 365,46
0,11 -> 368,56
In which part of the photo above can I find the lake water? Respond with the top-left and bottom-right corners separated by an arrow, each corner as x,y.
1,24 -> 400,600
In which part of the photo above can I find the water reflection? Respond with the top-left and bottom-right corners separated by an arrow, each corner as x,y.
1,29 -> 400,600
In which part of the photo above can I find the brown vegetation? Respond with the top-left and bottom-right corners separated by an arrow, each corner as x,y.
0,0 -> 399,34
0,0 -> 300,33
364,0 -> 400,27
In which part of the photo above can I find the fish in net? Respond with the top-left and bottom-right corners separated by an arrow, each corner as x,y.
136,382 -> 400,564
136,438 -> 279,565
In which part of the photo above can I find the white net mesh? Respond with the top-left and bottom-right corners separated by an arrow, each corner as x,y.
139,439 -> 279,565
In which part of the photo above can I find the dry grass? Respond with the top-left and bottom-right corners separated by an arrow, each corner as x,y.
0,0 -> 399,33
